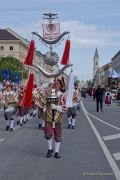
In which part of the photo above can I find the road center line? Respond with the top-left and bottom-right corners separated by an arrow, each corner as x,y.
80,101 -> 120,180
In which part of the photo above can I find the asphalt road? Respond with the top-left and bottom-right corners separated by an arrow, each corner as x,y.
0,98 -> 120,180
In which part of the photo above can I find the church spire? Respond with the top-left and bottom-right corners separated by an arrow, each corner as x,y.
93,48 -> 99,77
94,48 -> 99,59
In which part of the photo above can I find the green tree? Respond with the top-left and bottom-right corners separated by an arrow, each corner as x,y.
87,79 -> 93,88
0,56 -> 28,81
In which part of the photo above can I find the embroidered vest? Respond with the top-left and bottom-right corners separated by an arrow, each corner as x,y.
45,90 -> 63,123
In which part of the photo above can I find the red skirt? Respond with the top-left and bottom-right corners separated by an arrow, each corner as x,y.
105,96 -> 111,105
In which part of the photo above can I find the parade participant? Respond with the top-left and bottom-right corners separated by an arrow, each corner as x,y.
44,78 -> 65,159
36,87 -> 46,130
20,72 -> 34,122
105,89 -> 112,106
16,85 -> 26,126
67,84 -> 81,129
22,17 -> 72,159
0,90 -> 3,109
2,84 -> 17,131
0,81 -> 3,92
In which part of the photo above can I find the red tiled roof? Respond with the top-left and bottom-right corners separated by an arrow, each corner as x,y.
0,29 -> 19,40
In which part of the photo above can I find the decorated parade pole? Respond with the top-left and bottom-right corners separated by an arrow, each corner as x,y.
23,12 -> 73,116
31,12 -> 72,78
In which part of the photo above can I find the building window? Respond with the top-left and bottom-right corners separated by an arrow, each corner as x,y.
9,46 -> 13,51
0,46 -> 4,51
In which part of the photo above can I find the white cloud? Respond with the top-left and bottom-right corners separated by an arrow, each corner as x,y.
60,21 -> 120,48
10,19 -> 120,49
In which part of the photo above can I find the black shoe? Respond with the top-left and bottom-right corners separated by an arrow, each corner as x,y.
6,126 -> 9,131
26,119 -> 29,121
67,124 -> 71,129
33,114 -> 36,117
30,113 -> 33,116
20,123 -> 23,126
71,126 -> 75,129
41,127 -> 44,130
54,152 -> 61,159
10,128 -> 13,131
17,121 -> 20,125
38,124 -> 41,129
23,121 -> 26,124
46,149 -> 53,158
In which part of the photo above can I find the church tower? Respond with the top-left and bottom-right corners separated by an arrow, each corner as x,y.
93,48 -> 99,77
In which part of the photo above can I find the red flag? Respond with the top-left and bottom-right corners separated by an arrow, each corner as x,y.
21,73 -> 34,107
24,40 -> 35,65
61,39 -> 70,65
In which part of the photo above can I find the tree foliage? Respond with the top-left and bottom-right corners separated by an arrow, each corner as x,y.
0,56 -> 28,81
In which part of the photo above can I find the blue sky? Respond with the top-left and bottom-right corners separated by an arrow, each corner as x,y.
1,0 -> 120,80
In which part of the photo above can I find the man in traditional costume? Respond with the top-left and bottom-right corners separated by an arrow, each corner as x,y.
22,26 -> 72,159
16,85 -> 29,126
65,71 -> 81,129
67,85 -> 81,129
44,78 -> 66,159
2,84 -> 17,131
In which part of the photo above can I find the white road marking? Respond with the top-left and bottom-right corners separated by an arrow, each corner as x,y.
88,112 -> 120,131
80,101 -> 120,180
113,153 -> 120,161
0,138 -> 5,143
103,134 -> 120,141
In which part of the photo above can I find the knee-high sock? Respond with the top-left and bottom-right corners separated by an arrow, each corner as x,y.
10,120 -> 14,129
72,118 -> 76,126
30,108 -> 33,114
23,115 -> 26,122
26,114 -> 29,120
47,139 -> 52,150
42,119 -> 45,127
6,120 -> 10,126
39,119 -> 42,125
17,116 -> 20,122
55,142 -> 60,153
68,117 -> 72,125
33,109 -> 36,115
20,117 -> 23,124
